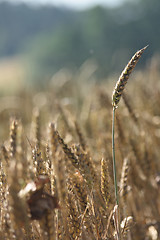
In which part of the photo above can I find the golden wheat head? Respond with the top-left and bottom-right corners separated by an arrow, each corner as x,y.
112,45 -> 148,108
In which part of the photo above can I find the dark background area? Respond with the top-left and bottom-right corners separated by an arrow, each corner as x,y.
0,0 -> 159,86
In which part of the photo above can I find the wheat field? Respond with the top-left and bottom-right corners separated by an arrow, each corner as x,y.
0,50 -> 160,240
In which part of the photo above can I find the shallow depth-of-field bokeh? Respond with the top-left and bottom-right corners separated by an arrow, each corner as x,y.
0,53 -> 160,239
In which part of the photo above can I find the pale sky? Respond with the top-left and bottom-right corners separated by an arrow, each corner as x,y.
6,0 -> 127,9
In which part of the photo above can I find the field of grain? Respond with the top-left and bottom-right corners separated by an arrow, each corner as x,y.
0,49 -> 160,240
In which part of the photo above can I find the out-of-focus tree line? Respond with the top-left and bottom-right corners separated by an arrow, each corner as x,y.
0,0 -> 159,82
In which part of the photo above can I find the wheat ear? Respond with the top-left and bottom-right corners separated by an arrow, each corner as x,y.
32,108 -> 41,149
112,46 -> 148,108
101,158 -> 110,208
9,118 -> 18,158
120,157 -> 130,200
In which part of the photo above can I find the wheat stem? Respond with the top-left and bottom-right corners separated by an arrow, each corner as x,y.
112,106 -> 119,206
112,106 -> 120,240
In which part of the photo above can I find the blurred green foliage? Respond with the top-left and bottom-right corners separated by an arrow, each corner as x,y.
0,0 -> 160,83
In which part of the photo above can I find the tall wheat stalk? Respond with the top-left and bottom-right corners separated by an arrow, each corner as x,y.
111,46 -> 148,240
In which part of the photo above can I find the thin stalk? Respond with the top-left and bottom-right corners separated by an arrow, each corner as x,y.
112,106 -> 120,240
112,106 -> 119,206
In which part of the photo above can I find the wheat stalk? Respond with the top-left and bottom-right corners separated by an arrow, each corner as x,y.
111,46 -> 148,240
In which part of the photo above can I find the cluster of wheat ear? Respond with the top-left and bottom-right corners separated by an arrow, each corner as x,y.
0,46 -> 160,240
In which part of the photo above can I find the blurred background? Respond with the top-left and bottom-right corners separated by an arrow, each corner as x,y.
0,0 -> 159,91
